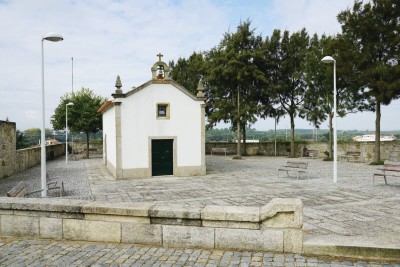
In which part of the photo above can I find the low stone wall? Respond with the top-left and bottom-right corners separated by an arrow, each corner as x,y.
0,197 -> 303,253
14,144 -> 65,174
0,144 -> 65,180
206,141 -> 400,162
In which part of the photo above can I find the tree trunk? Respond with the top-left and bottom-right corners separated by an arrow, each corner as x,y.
236,120 -> 242,158
328,112 -> 333,159
86,132 -> 90,159
290,113 -> 295,158
374,100 -> 381,162
242,124 -> 247,156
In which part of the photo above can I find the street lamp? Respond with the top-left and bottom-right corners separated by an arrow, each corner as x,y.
66,102 -> 74,164
321,56 -> 337,183
41,32 -> 63,197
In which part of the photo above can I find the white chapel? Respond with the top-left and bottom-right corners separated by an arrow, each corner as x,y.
99,54 -> 206,179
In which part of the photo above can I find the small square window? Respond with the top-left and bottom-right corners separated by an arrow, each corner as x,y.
156,103 -> 170,119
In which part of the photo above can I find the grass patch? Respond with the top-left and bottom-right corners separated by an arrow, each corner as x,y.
370,160 -> 385,165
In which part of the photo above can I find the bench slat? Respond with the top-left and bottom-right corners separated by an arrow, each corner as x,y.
7,182 -> 27,197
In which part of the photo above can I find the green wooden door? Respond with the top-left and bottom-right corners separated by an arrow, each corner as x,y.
152,139 -> 173,176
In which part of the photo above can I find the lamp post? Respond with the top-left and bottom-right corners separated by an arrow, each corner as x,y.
41,32 -> 63,197
66,102 -> 74,164
321,56 -> 337,183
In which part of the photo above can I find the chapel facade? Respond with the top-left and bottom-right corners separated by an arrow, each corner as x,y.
99,54 -> 206,179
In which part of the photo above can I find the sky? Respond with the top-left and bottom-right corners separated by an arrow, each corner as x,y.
0,0 -> 399,132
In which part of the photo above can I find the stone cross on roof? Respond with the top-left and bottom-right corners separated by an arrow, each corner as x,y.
157,53 -> 163,61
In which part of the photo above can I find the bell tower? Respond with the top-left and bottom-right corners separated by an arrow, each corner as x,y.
151,53 -> 170,81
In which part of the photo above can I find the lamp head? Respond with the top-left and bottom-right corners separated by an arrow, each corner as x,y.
321,56 -> 335,64
66,102 -> 74,106
42,32 -> 63,42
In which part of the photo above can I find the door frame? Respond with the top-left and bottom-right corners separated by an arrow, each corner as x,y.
149,136 -> 177,176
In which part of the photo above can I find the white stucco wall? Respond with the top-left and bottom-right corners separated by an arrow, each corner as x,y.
119,83 -> 202,169
103,106 -> 116,167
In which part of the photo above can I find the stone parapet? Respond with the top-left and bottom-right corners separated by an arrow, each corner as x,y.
0,197 -> 303,253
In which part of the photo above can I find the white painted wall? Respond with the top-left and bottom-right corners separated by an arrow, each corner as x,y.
120,83 -> 202,169
103,106 -> 116,167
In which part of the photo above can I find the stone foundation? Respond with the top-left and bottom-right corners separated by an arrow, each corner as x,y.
0,197 -> 303,253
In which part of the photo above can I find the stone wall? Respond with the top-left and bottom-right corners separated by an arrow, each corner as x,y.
15,144 -> 65,174
0,121 -> 16,179
0,197 -> 303,253
0,120 -> 66,179
206,141 -> 400,162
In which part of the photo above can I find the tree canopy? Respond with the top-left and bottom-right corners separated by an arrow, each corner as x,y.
338,0 -> 400,162
51,87 -> 107,158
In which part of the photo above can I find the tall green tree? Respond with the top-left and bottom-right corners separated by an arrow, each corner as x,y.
51,88 -> 107,158
169,52 -> 206,94
266,29 -> 310,157
302,34 -> 367,159
205,21 -> 265,158
338,0 -> 400,162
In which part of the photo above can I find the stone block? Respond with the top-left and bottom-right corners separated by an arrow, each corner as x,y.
13,210 -> 84,219
283,229 -> 303,253
82,201 -> 153,217
215,228 -> 283,252
201,205 -> 259,222
0,209 -> 13,215
0,215 -> 39,237
8,198 -> 89,213
40,217 -> 62,240
150,204 -> 201,219
202,220 -> 259,230
260,198 -> 302,228
163,225 -> 214,249
63,219 -> 121,242
85,214 -> 150,223
121,223 -> 162,245
151,217 -> 201,226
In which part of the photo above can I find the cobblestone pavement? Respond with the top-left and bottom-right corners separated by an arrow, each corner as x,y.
1,155 -> 400,264
0,238 -> 399,267
85,156 -> 400,243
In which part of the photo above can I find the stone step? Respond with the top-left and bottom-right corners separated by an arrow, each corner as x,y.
303,235 -> 400,261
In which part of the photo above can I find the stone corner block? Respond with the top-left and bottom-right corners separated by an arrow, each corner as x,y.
163,225 -> 214,249
149,204 -> 201,219
260,198 -> 302,228
201,205 -> 259,222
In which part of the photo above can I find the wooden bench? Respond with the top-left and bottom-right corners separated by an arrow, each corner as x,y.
303,149 -> 319,159
211,147 -> 228,156
373,160 -> 400,185
340,151 -> 363,163
6,181 -> 29,197
278,161 -> 309,180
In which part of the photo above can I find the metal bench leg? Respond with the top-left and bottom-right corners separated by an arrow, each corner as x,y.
384,175 -> 387,185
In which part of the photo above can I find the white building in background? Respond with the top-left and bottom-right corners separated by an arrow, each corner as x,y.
352,134 -> 397,142
98,55 -> 206,179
